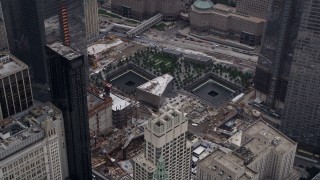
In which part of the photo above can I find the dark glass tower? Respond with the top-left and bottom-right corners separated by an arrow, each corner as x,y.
281,0 -> 320,149
1,0 -> 88,86
46,41 -> 92,180
254,0 -> 304,110
255,0 -> 320,149
1,0 -> 48,84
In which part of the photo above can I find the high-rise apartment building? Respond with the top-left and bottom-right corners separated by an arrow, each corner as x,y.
236,0 -> 271,19
0,1 -> 8,52
197,120 -> 300,180
253,0 -> 320,148
133,105 -> 192,180
46,41 -> 91,180
0,53 -> 33,119
85,0 -> 99,41
0,103 -> 69,180
1,0 -> 87,85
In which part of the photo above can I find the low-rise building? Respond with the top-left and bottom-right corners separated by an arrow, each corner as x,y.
184,53 -> 212,66
0,103 -> 69,180
137,74 -> 173,108
110,93 -> 133,128
87,86 -> 113,135
197,119 -> 300,180
189,0 -> 266,46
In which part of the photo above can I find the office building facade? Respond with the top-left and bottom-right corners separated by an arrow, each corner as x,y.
0,103 -> 69,180
254,0 -> 303,109
87,86 -> 113,136
189,0 -> 266,46
281,0 -> 320,148
111,0 -> 184,21
0,53 -> 33,119
85,0 -> 99,41
1,0 -> 87,85
133,105 -> 192,180
236,0 -> 271,19
0,2 -> 8,52
253,0 -> 320,148
46,42 -> 91,180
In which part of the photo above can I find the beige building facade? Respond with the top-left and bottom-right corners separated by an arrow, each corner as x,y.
197,120 -> 300,180
85,0 -> 99,41
133,105 -> 192,180
189,0 -> 267,46
0,103 -> 69,180
87,86 -> 113,135
236,0 -> 271,19
111,0 -> 183,21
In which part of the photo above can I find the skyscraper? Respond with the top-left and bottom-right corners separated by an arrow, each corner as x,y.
84,0 -> 99,41
133,105 -> 191,180
1,0 -> 48,84
46,41 -> 91,180
0,1 -> 8,52
254,0 -> 303,110
281,0 -> 320,148
1,0 -> 88,85
254,0 -> 320,148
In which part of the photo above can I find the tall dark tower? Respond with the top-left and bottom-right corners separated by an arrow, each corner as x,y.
255,0 -> 320,150
281,0 -> 320,150
46,41 -> 92,180
254,0 -> 303,110
1,0 -> 88,99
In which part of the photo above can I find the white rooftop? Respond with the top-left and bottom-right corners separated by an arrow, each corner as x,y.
110,93 -> 130,111
0,54 -> 28,78
87,39 -> 123,55
137,74 -> 173,96
193,145 -> 206,155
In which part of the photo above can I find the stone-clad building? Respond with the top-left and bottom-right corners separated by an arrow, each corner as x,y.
189,0 -> 268,46
111,0 -> 184,21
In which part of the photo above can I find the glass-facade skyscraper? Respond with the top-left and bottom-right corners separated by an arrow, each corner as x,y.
281,0 -> 320,149
0,1 -> 9,52
46,41 -> 92,180
254,0 -> 303,109
1,0 -> 87,85
255,0 -> 320,149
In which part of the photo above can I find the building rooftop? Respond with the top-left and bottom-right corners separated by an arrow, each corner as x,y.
0,103 -> 62,160
214,4 -> 235,12
87,91 -> 112,118
241,120 -> 297,157
137,74 -> 173,96
48,41 -> 82,60
110,93 -> 131,111
193,0 -> 214,10
199,148 -> 257,180
0,53 -> 28,78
